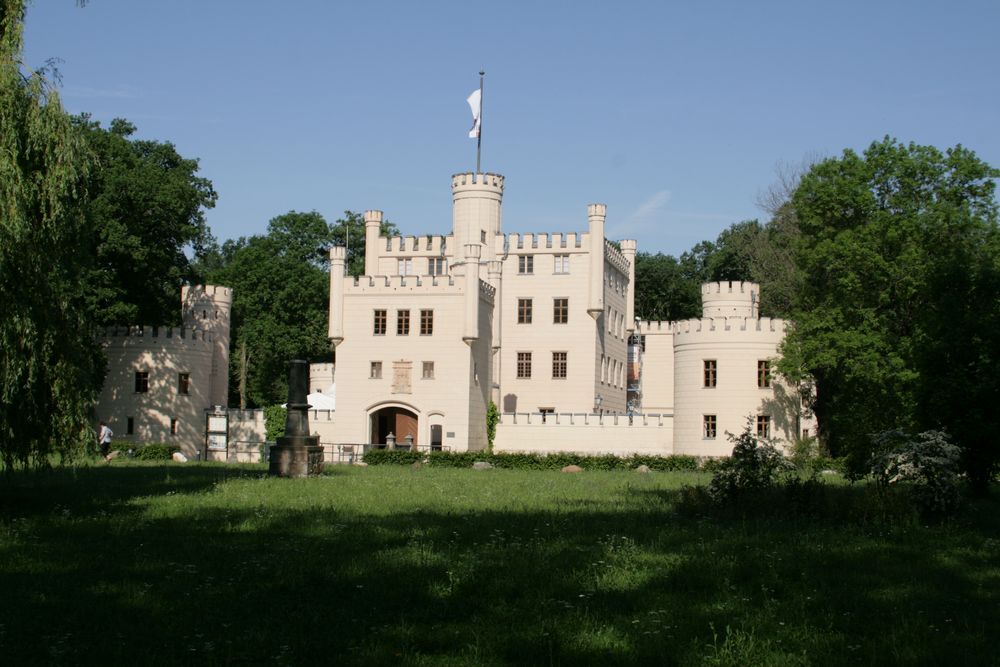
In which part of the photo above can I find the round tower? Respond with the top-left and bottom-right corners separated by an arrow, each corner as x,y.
701,281 -> 759,318
181,284 -> 233,408
451,172 -> 504,261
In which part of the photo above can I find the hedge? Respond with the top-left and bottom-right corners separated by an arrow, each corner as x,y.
362,449 -> 704,471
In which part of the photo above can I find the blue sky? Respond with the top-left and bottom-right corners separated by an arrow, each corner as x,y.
23,0 -> 1000,256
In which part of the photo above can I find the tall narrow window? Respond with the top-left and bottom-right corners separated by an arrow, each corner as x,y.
481,230 -> 487,243
134,371 -> 149,393
177,372 -> 190,395
397,258 -> 413,275
704,360 -> 717,388
126,416 -> 135,435
757,415 -> 771,438
704,415 -> 717,439
517,352 -> 532,379
553,298 -> 568,324
553,255 -> 570,274
170,418 -> 178,435
518,255 -> 534,275
373,309 -> 387,335
370,361 -> 382,379
552,351 -> 567,379
397,309 -> 410,335
420,309 -> 434,335
422,361 -> 434,379
517,298 -> 533,324
757,359 -> 771,388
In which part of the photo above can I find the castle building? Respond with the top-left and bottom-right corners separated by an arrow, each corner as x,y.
327,172 -> 635,450
95,285 -> 231,456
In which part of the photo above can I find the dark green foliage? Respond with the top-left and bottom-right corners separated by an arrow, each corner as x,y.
706,422 -> 793,504
362,449 -> 702,471
486,400 -> 499,448
263,405 -> 286,441
780,137 -> 1000,486
327,210 -> 399,277
131,443 -> 181,461
73,116 -> 216,326
0,1 -> 104,468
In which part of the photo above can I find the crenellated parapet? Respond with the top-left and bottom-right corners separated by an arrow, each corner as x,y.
101,325 -> 215,343
349,275 -> 458,289
701,281 -> 760,318
478,278 -> 496,303
509,231 -> 583,250
671,316 -> 787,345
604,239 -> 630,275
382,235 -> 450,254
636,320 -> 675,335
451,172 -> 505,191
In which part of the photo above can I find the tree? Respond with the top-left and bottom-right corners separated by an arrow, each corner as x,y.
0,0 -> 104,467
779,137 -> 1000,488
74,115 -> 217,326
207,211 -> 334,408
328,210 -> 398,276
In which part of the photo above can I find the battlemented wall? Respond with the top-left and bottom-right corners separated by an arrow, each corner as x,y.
494,412 -> 672,456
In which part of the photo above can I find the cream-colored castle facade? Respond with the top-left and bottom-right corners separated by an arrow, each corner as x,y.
95,171 -> 813,461
321,171 -> 813,458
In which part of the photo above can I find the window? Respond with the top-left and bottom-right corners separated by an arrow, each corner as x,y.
177,372 -> 190,395
802,428 -> 810,439
552,351 -> 567,379
428,257 -> 447,276
517,298 -> 533,324
373,309 -> 387,335
170,418 -> 178,435
420,309 -> 434,335
518,255 -> 533,274
134,371 -> 149,393
517,352 -> 532,379
397,309 -> 410,335
757,359 -> 771,388
704,415 -> 717,439
126,416 -> 134,435
481,230 -> 487,243
601,356 -> 607,383
554,255 -> 570,274
703,360 -> 717,388
422,361 -> 434,379
757,415 -> 771,438
397,258 -> 413,275
370,361 -> 382,379
553,298 -> 568,324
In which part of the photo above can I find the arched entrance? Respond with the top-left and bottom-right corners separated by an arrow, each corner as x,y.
370,406 -> 418,449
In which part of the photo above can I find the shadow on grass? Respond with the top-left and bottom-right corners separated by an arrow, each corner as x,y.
0,466 -> 997,665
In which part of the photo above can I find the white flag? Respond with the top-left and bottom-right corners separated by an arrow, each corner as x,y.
467,88 -> 481,138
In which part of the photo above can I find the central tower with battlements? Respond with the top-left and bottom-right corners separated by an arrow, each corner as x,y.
451,172 -> 504,261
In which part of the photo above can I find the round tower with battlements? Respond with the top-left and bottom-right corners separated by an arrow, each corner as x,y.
181,284 -> 232,408
452,172 -> 504,261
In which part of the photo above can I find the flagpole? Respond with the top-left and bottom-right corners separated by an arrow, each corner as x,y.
476,70 -> 484,174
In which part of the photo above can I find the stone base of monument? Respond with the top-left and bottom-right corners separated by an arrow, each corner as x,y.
268,435 -> 324,478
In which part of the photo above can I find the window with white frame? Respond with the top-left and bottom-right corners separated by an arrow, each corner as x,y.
518,255 -> 534,274
554,255 -> 570,274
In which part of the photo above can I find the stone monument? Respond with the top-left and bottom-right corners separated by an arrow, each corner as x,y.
268,359 -> 324,477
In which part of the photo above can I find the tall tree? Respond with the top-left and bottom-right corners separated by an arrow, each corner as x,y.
0,0 -> 103,467
75,115 -> 217,326
207,211 -> 333,408
779,137 -> 1000,486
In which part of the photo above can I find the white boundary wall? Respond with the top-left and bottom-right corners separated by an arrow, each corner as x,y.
494,412 -> 673,456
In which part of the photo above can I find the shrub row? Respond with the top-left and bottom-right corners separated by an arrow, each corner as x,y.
362,449 -> 705,471
108,442 -> 180,461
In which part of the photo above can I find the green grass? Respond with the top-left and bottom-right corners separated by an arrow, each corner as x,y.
1,463 -> 997,665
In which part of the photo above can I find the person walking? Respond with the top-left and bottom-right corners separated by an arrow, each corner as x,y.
98,421 -> 114,460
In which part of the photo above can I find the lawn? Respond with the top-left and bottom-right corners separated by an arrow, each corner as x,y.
1,463 -> 997,665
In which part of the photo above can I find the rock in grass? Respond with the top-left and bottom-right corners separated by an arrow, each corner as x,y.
411,461 -> 423,469
172,452 -> 188,463
354,461 -> 368,467
635,464 -> 651,473
561,464 -> 584,473
472,461 -> 493,470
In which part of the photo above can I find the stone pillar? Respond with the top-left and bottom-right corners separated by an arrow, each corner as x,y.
329,246 -> 345,347
268,360 -> 324,477
463,243 -> 482,344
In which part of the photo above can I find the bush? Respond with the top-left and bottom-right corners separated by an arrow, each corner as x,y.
361,449 -> 702,471
707,422 -> 794,504
263,405 -> 286,442
870,429 -> 962,517
132,444 -> 181,461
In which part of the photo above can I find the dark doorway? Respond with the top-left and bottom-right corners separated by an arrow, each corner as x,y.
370,406 -> 418,448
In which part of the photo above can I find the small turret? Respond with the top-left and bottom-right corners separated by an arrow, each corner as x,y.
587,203 -> 607,320
701,281 -> 759,319
452,172 -> 504,260
363,210 -> 383,276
